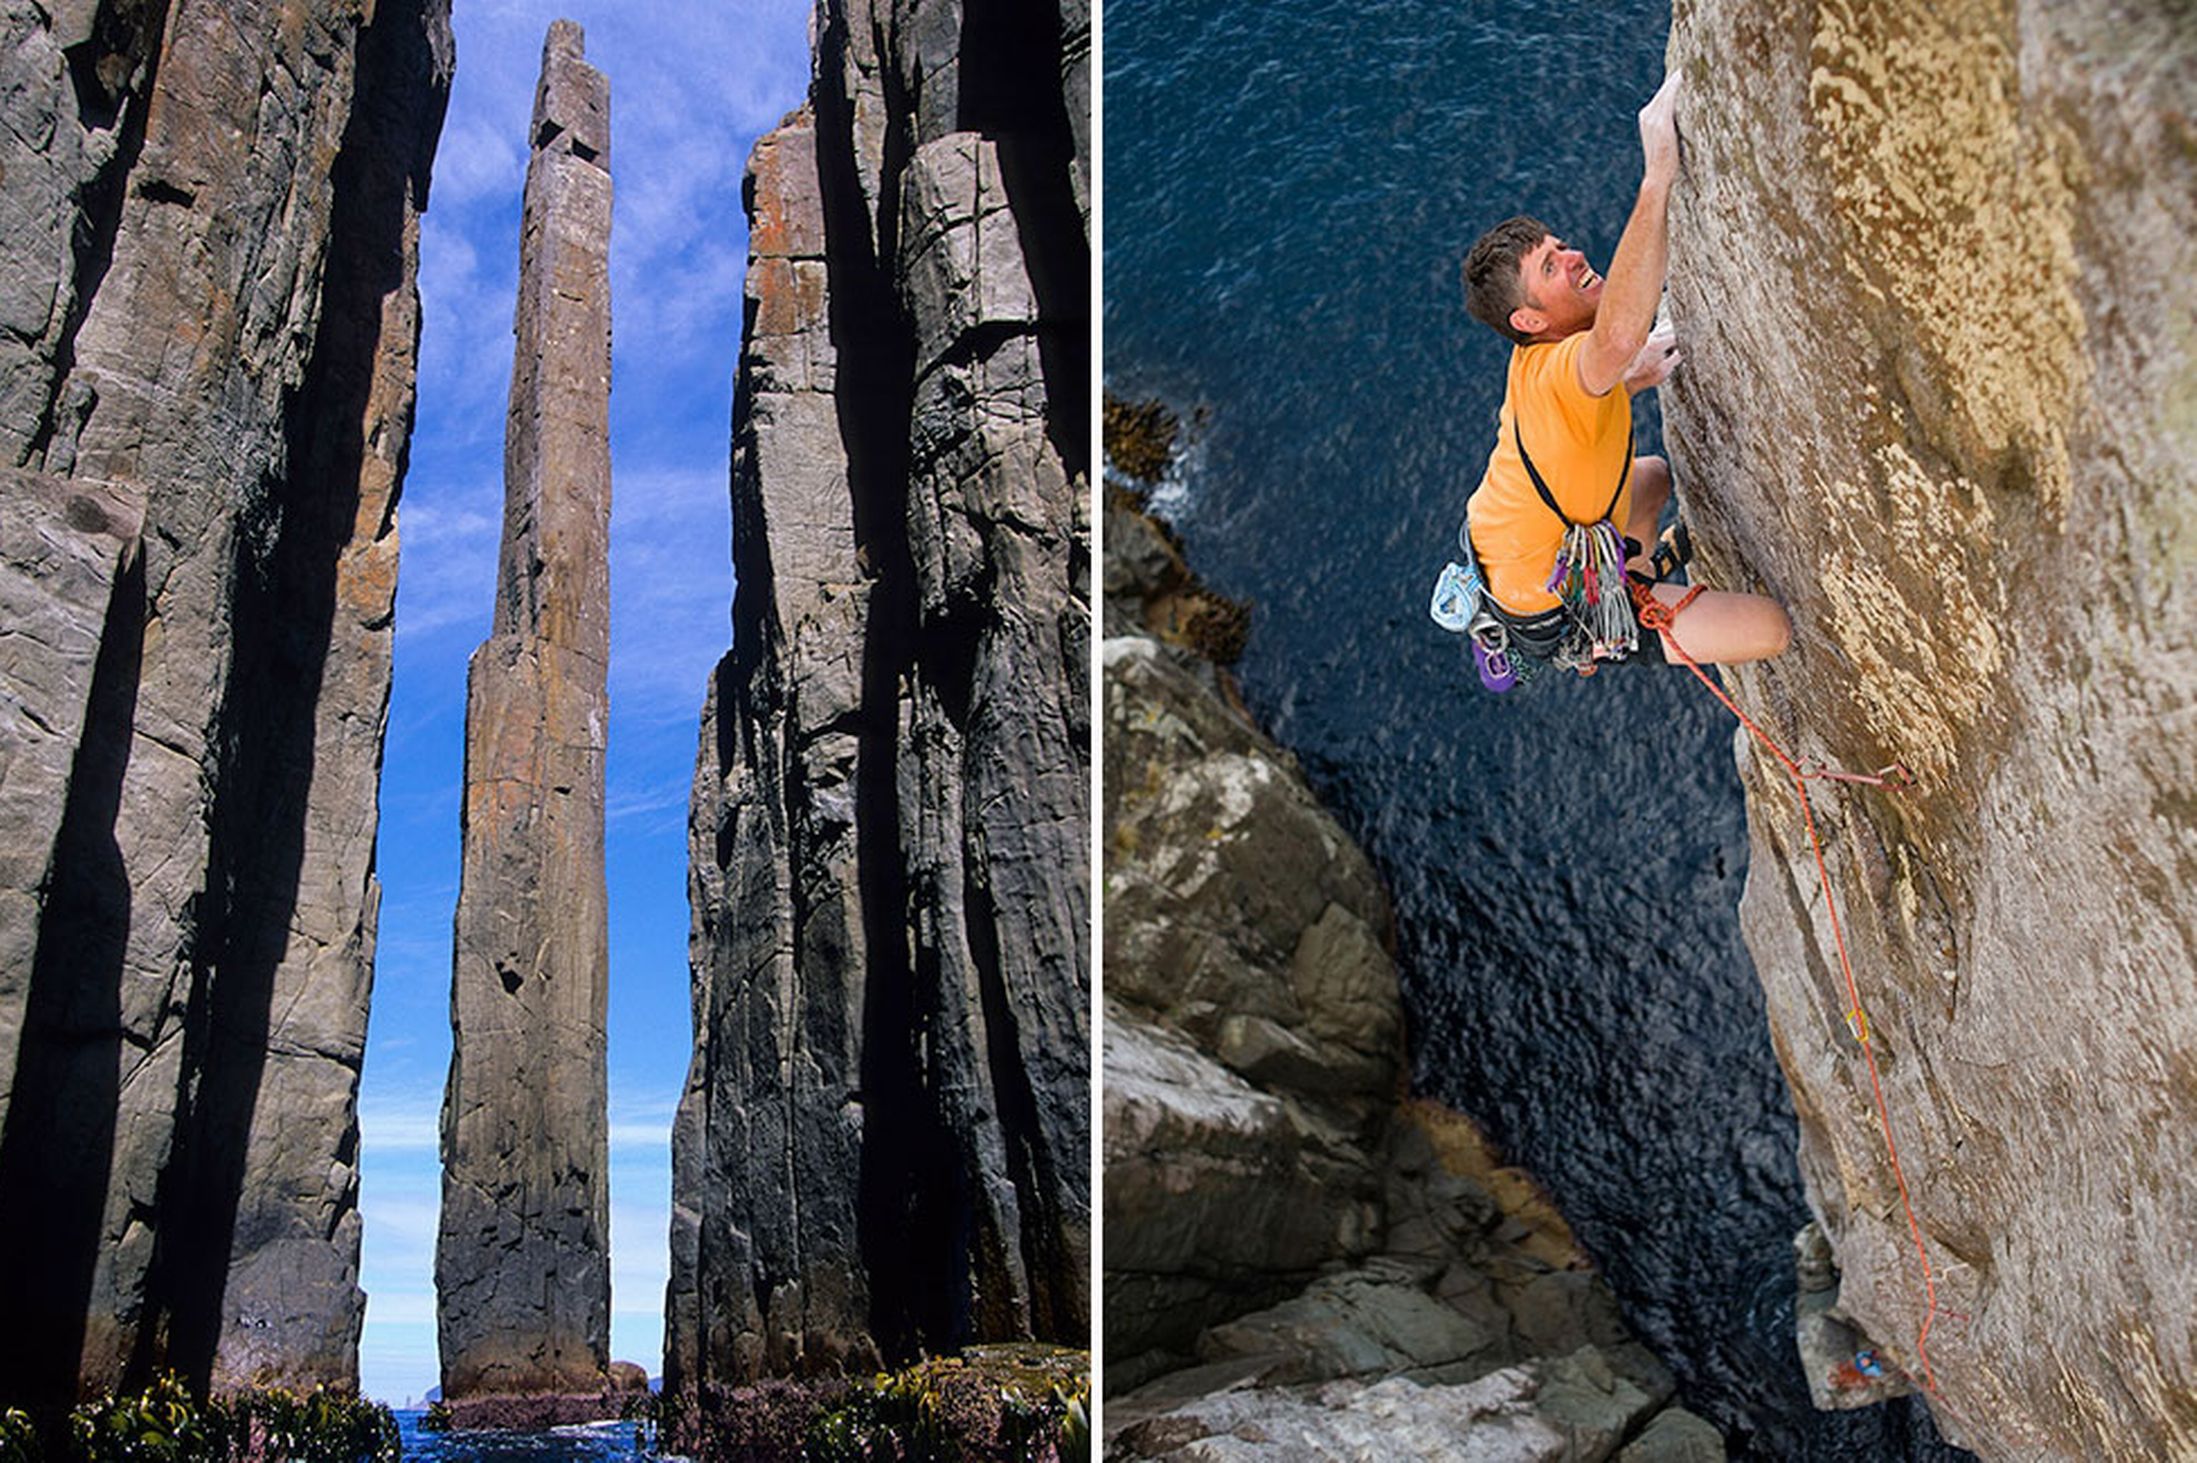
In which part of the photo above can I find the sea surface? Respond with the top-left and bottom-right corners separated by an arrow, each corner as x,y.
1102,2 -> 1971,1458
392,1413 -> 659,1462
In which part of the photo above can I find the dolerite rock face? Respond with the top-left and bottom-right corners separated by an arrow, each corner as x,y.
435,21 -> 612,1403
0,0 -> 452,1412
664,0 -> 1090,1392
1664,4 -> 2197,1456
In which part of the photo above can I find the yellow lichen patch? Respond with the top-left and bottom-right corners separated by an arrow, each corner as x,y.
1399,1098 -> 1592,1273
1807,0 -> 2088,516
1890,842 -> 1922,935
1817,443 -> 2006,785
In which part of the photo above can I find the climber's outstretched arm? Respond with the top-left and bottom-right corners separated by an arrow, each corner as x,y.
1578,73 -> 1681,398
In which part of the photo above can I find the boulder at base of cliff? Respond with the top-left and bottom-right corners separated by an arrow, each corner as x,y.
1107,1349 -> 1688,1463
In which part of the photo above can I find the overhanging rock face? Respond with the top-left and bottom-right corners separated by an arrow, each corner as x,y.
0,0 -> 453,1409
665,0 -> 1091,1392
435,19 -> 614,1404
1664,3 -> 2197,1455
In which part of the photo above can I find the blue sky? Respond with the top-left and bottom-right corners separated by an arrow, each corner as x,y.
358,0 -> 812,1406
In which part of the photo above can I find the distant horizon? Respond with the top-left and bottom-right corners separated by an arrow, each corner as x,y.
356,0 -> 813,1404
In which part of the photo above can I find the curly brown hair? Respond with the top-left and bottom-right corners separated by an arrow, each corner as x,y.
1461,214 -> 1553,346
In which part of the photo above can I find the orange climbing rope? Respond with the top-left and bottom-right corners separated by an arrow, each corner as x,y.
1632,580 -> 1943,1394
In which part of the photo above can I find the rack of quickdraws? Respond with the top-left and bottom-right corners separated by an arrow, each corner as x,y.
1428,551 -> 1530,692
1547,517 -> 1635,662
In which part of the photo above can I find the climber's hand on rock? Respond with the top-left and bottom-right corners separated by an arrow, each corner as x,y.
1625,326 -> 1681,393
1639,71 -> 1681,187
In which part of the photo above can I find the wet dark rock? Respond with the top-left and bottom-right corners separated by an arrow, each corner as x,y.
1103,393 -> 1180,485
438,1389 -> 623,1433
1616,1408 -> 1730,1463
1102,500 -> 1722,1457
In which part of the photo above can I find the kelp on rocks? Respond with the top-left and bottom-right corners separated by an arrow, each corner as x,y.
0,1374 -> 399,1463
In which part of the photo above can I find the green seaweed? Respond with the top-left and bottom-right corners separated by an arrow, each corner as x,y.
36,1375 -> 399,1463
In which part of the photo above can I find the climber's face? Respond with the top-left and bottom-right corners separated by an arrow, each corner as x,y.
1509,234 -> 1602,342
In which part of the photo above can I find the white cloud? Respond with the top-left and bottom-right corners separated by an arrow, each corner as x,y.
416,214 -> 517,433
416,215 -> 480,303
360,1313 -> 437,1406
428,115 -> 523,208
364,1291 -> 437,1328
357,1195 -> 434,1289
401,498 -> 501,546
393,483 -> 502,653
604,780 -> 693,837
608,1124 -> 672,1153
361,1099 -> 442,1153
611,1087 -> 682,1129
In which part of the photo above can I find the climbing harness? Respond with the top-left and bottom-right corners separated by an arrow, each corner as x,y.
1429,524 -> 1536,690
1517,418 -> 1637,664
1635,580 -> 1943,1395
1427,421 -> 1641,686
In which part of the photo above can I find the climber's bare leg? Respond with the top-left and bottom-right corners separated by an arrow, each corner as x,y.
1624,454 -> 1669,572
1612,455 -> 1789,663
1648,582 -> 1791,665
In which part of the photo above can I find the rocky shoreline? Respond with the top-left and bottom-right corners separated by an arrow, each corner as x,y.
1101,415 -> 1724,1460
428,1360 -> 648,1433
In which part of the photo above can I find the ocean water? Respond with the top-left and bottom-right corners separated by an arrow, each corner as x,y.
392,1413 -> 657,1462
1101,2 -> 1971,1458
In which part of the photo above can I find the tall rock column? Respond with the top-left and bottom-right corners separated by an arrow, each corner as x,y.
673,101 -> 877,1387
665,0 -> 1090,1396
659,0 -> 1089,1388
435,20 -> 613,1403
0,0 -> 453,1411
1665,0 -> 2197,1455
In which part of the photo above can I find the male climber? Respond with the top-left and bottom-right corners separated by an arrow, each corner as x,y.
1457,72 -> 1790,672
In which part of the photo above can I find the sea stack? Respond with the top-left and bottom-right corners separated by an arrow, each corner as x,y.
0,0 -> 452,1413
435,20 -> 613,1405
663,0 -> 1092,1396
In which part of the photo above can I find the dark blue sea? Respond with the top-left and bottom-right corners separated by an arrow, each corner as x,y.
392,1413 -> 657,1461
1101,2 -> 1970,1458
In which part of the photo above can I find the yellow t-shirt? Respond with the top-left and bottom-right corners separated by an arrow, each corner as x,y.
1466,331 -> 1634,614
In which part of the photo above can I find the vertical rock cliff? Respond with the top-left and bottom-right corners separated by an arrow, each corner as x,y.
664,0 -> 1091,1392
1665,2 -> 2196,1455
435,20 -> 613,1404
0,0 -> 453,1410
